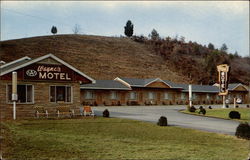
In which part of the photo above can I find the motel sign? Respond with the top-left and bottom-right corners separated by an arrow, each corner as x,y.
217,64 -> 230,96
24,64 -> 73,81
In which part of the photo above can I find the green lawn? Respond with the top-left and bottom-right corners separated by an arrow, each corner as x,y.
182,108 -> 250,122
1,117 -> 249,160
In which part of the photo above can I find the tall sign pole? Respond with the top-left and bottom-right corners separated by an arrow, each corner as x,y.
217,64 -> 230,108
12,72 -> 18,120
189,84 -> 192,107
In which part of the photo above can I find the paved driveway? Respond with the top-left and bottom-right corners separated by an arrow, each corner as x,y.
93,105 -> 242,135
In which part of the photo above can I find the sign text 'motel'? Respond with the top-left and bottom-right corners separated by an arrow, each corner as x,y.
24,64 -> 73,81
217,64 -> 230,96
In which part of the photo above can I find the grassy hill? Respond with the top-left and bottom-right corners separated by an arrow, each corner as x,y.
1,34 -> 249,85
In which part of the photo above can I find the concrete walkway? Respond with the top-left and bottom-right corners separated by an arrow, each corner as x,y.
92,105 -> 244,135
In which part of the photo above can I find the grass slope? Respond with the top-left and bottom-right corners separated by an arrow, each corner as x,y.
1,118 -> 249,160
0,35 -> 189,83
182,108 -> 250,123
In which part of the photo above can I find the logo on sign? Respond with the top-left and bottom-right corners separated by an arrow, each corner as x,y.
26,69 -> 37,77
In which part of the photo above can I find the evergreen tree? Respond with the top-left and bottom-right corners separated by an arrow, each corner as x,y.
149,29 -> 160,40
220,43 -> 228,52
208,43 -> 215,50
124,20 -> 134,37
234,51 -> 239,57
51,26 -> 57,35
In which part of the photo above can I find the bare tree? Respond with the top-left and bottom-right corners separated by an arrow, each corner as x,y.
72,24 -> 81,34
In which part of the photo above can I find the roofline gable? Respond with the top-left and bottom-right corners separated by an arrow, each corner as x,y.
0,53 -> 96,83
230,83 -> 248,91
0,56 -> 31,69
144,78 -> 172,88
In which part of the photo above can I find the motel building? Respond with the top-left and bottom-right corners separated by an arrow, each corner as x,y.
0,54 -> 95,119
0,54 -> 249,119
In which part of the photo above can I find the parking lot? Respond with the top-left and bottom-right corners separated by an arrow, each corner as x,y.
93,105 -> 246,135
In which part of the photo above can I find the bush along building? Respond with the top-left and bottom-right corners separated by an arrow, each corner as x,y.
0,54 -> 249,119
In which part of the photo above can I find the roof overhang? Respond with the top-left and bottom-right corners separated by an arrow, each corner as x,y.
80,86 -> 131,90
182,90 -> 218,93
0,56 -> 31,69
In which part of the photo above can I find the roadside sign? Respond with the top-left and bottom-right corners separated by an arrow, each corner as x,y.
217,64 -> 230,96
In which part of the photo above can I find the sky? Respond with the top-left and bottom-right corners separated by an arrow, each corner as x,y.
1,1 -> 249,57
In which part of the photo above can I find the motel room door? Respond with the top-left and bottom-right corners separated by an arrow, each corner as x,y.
121,93 -> 126,104
157,92 -> 161,103
96,93 -> 102,104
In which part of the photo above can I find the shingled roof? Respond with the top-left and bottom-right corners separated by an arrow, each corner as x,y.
117,78 -> 156,87
228,83 -> 248,91
80,80 -> 131,90
115,77 -> 182,89
0,56 -> 32,74
175,84 -> 219,93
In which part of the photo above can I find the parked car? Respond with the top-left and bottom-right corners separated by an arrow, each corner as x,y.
236,98 -> 242,104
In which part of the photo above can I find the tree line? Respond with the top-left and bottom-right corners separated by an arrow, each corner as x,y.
50,20 -> 240,58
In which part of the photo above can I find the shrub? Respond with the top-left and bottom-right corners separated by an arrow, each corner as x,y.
157,116 -> 168,126
199,108 -> 206,115
229,111 -> 241,119
199,106 -> 203,110
235,105 -> 239,108
103,109 -> 110,118
117,101 -> 121,106
188,106 -> 196,112
130,101 -> 139,106
208,106 -> 212,109
247,105 -> 250,108
235,123 -> 250,140
226,105 -> 229,108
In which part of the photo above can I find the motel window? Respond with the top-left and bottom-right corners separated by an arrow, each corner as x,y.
192,93 -> 196,99
148,92 -> 155,100
50,86 -> 72,103
85,91 -> 95,99
181,93 -> 186,100
110,91 -> 117,100
129,92 -> 137,100
7,84 -> 34,103
236,94 -> 242,99
216,95 -> 220,100
206,94 -> 210,100
164,92 -> 169,100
